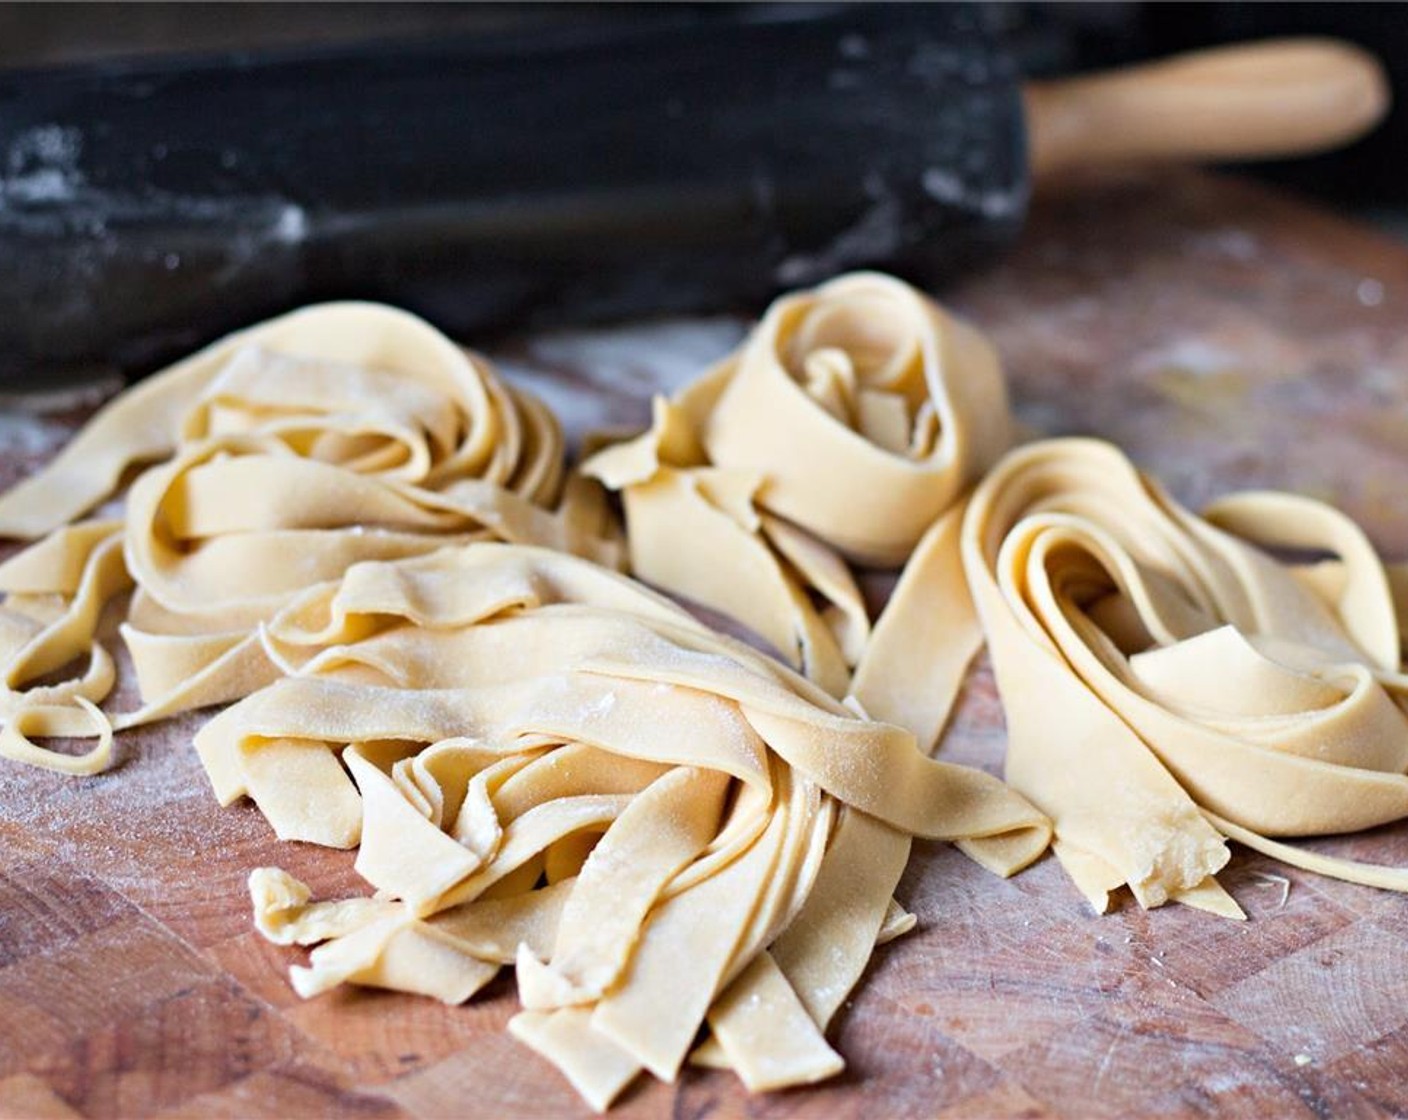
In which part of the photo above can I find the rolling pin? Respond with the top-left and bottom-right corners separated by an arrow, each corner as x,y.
0,6 -> 1388,388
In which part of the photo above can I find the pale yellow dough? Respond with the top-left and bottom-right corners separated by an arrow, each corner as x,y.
230,542 -> 1050,1108
859,436 -> 1408,916
0,295 -> 1052,1110
0,302 -> 619,774
584,271 -> 1012,696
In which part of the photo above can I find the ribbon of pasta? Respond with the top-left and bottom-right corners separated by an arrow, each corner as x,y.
227,542 -> 1050,1108
584,272 -> 1012,696
0,303 -> 620,774
859,436 -> 1408,918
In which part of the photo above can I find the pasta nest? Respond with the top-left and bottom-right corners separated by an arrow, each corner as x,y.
0,303 -> 619,773
585,271 -> 1011,696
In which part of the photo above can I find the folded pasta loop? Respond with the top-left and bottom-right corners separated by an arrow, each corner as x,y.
864,436 -> 1408,915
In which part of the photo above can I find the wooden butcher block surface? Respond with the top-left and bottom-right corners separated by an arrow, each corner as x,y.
3,169 -> 1408,1119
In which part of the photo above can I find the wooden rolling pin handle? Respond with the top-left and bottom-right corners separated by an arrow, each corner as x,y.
1024,38 -> 1391,182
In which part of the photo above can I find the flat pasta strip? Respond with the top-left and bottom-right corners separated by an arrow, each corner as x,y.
508,1009 -> 642,1113
583,271 -> 1012,694
860,436 -> 1408,915
706,952 -> 844,1092
0,303 -> 620,774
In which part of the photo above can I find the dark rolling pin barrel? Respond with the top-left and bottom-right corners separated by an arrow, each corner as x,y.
0,6 -> 1025,388
0,5 -> 1388,389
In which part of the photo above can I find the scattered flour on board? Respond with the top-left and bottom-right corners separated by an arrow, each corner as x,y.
519,318 -> 747,390
1132,339 -> 1241,379
1357,278 -> 1385,308
1186,228 -> 1261,263
0,413 -> 72,457
1198,1068 -> 1260,1095
496,317 -> 748,447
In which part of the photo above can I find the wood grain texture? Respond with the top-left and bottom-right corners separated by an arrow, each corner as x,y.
3,169 -> 1408,1118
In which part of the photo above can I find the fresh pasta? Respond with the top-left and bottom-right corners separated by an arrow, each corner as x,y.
0,302 -> 619,774
0,292 -> 1053,1110
858,437 -> 1408,917
584,272 -> 1012,695
228,542 -> 1051,1107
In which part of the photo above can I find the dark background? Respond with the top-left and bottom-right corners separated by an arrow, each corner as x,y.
0,0 -> 1402,387
1,2 -> 1404,222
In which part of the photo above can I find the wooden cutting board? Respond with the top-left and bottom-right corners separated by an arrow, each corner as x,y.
4,168 -> 1408,1120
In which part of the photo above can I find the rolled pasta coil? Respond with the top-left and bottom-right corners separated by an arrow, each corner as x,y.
585,271 -> 1012,696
